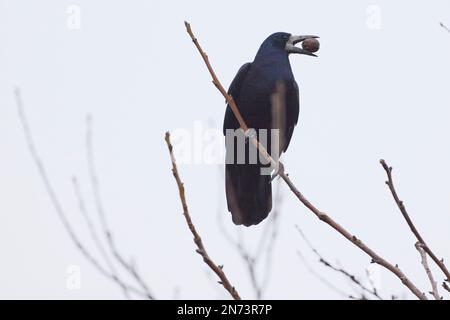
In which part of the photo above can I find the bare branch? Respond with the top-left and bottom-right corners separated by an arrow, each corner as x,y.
234,242 -> 261,299
15,88 -> 148,299
184,21 -> 427,300
71,176 -> 131,299
282,170 -> 425,299
365,268 -> 382,300
165,132 -> 241,300
381,159 -> 450,289
296,249 -> 353,299
217,180 -> 283,300
440,22 -> 450,33
259,182 -> 283,294
415,242 -> 441,300
85,115 -> 154,299
295,225 -> 382,300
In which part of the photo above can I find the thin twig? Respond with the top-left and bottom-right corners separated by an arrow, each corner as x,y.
282,170 -> 426,299
86,115 -> 154,299
217,169 -> 283,299
381,159 -> 450,292
365,268 -> 381,300
71,176 -> 131,299
218,230 -> 261,299
296,250 -> 353,299
295,225 -> 383,300
15,88 -> 148,299
440,22 -> 450,33
415,242 -> 441,299
184,21 -> 427,300
259,181 -> 283,293
236,243 -> 261,299
165,132 -> 241,300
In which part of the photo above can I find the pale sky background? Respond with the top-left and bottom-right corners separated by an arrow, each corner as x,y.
1,0 -> 450,300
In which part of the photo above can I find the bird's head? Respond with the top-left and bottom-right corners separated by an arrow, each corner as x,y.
261,32 -> 319,57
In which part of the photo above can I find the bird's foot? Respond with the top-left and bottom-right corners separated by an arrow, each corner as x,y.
270,161 -> 285,182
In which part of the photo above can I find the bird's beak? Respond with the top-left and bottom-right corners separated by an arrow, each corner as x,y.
285,35 -> 319,56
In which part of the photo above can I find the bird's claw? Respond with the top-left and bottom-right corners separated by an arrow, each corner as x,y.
270,162 -> 285,182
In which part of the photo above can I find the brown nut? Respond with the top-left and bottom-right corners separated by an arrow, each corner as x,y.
302,38 -> 320,53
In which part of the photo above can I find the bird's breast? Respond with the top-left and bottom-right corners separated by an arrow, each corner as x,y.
236,70 -> 295,130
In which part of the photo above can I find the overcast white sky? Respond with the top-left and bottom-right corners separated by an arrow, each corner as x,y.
1,0 -> 450,300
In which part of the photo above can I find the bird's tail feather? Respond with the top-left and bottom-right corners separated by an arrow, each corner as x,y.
225,163 -> 272,227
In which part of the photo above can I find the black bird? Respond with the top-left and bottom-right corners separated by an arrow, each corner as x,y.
223,32 -> 318,227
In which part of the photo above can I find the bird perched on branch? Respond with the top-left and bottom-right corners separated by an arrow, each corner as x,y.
223,32 -> 319,226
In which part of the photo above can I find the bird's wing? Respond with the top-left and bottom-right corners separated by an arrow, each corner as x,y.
223,62 -> 252,134
283,80 -> 300,152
